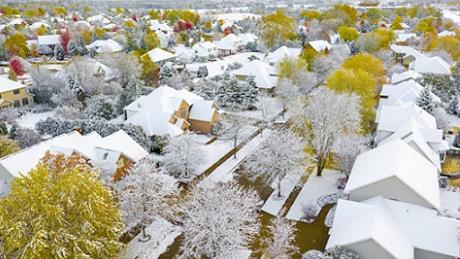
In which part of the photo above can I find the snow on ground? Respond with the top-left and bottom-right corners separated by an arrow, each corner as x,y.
235,97 -> 283,121
441,190 -> 460,219
206,13 -> 261,22
186,52 -> 264,78
192,134 -> 214,145
118,217 -> 182,259
202,129 -> 272,187
195,125 -> 258,177
286,169 -> 341,221
261,172 -> 303,216
16,111 -> 54,130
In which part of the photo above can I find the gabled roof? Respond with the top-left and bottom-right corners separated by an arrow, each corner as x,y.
413,56 -> 451,75
345,139 -> 441,210
125,85 -> 216,136
396,33 -> 417,42
0,76 -> 26,93
390,70 -> 422,84
86,39 -> 123,53
214,34 -> 242,50
308,40 -> 331,52
378,119 -> 441,170
376,103 -> 436,132
438,30 -> 456,37
390,44 -> 423,59
327,197 -> 460,258
0,130 -> 148,180
233,60 -> 278,89
37,35 -> 60,46
380,79 -> 441,106
264,46 -> 301,64
87,14 -> 111,25
144,48 -> 176,63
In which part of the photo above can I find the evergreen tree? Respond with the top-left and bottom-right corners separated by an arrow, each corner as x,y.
416,85 -> 434,113
216,73 -> 243,107
448,96 -> 459,115
197,65 -> 208,78
454,133 -> 460,148
9,123 -> 19,140
193,78 -> 215,99
54,44 -> 65,61
68,40 -> 79,56
0,121 -> 8,135
242,76 -> 259,108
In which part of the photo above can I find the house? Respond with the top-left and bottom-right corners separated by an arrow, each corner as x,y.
232,60 -> 278,89
306,40 -> 331,53
326,197 -> 460,259
390,70 -> 422,84
214,34 -> 243,56
344,140 -> 441,210
238,33 -> 258,46
124,85 -> 219,137
86,39 -> 123,53
155,30 -> 171,49
87,14 -> 111,25
194,41 -> 218,59
37,35 -> 61,54
0,76 -> 34,109
149,20 -> 174,34
411,56 -> 452,75
29,21 -> 50,31
143,48 -> 176,64
379,79 -> 441,107
378,120 -> 442,170
264,46 -> 301,66
0,130 -> 148,182
396,33 -> 417,43
438,30 -> 456,37
375,103 -> 437,143
390,44 -> 423,66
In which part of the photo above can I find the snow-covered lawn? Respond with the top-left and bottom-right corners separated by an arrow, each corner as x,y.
195,125 -> 258,177
286,169 -> 341,221
202,129 -> 272,187
261,172 -> 303,216
117,217 -> 182,259
441,190 -> 460,219
446,114 -> 460,128
235,97 -> 283,121
15,111 -> 54,130
186,52 -> 264,78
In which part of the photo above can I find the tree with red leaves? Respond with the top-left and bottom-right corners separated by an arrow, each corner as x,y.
9,57 -> 25,77
60,29 -> 71,52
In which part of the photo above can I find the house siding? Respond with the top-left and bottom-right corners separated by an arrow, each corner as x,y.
347,240 -> 399,259
0,87 -> 33,109
414,248 -> 453,259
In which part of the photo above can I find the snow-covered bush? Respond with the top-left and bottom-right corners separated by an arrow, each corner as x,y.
55,106 -> 82,120
301,203 -> 319,223
83,95 -> 118,120
9,124 -> 41,148
0,108 -> 19,124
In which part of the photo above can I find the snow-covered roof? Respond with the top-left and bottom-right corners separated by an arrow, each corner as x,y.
30,21 -> 50,30
264,46 -> 301,65
308,40 -> 331,52
37,35 -> 60,46
144,48 -> 176,63
443,9 -> 460,26
149,20 -> 174,32
438,30 -> 456,37
327,197 -> 460,258
96,130 -> 148,162
0,76 -> 26,93
238,33 -> 258,45
380,79 -> 441,107
0,130 -> 147,181
377,103 -> 437,133
87,14 -> 111,25
378,119 -> 441,170
345,139 -> 441,210
412,56 -> 452,75
214,34 -> 242,50
390,70 -> 422,84
125,85 -> 217,136
232,60 -> 278,89
86,39 -> 123,53
396,33 -> 417,42
390,44 -> 423,59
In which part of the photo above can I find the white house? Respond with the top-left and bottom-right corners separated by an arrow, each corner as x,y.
345,139 -> 441,210
327,197 -> 460,259
86,39 -> 123,53
143,48 -> 176,64
87,14 -> 111,25
149,20 -> 174,34
37,35 -> 61,54
0,130 -> 148,182
438,30 -> 456,37
412,56 -> 452,75
214,34 -> 243,56
380,79 -> 441,107
124,85 -> 219,137
396,33 -> 417,43
264,46 -> 301,66
307,40 -> 331,53
232,60 -> 278,89
390,70 -> 422,84
375,103 -> 437,143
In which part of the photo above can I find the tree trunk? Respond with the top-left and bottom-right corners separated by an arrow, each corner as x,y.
277,176 -> 282,198
233,136 -> 237,159
139,228 -> 152,242
316,156 -> 325,176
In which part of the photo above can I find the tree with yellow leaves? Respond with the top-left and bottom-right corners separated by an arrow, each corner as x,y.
431,36 -> 460,61
260,9 -> 296,49
0,136 -> 18,158
0,153 -> 124,258
338,26 -> 359,42
3,33 -> 29,58
300,10 -> 321,21
390,16 -> 404,30
143,28 -> 160,51
342,53 -> 386,84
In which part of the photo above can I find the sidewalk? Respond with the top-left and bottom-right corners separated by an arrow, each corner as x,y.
261,172 -> 303,216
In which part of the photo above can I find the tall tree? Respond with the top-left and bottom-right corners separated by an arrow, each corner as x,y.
217,112 -> 250,159
174,182 -> 260,258
333,134 -> 369,176
0,154 -> 123,258
263,215 -> 299,259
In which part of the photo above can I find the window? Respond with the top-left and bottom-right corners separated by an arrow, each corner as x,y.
13,89 -> 20,95
180,108 -> 187,118
13,100 -> 20,107
22,98 -> 29,106
103,153 -> 109,160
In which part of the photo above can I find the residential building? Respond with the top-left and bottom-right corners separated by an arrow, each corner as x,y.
0,76 -> 33,109
233,60 -> 278,89
264,46 -> 301,66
